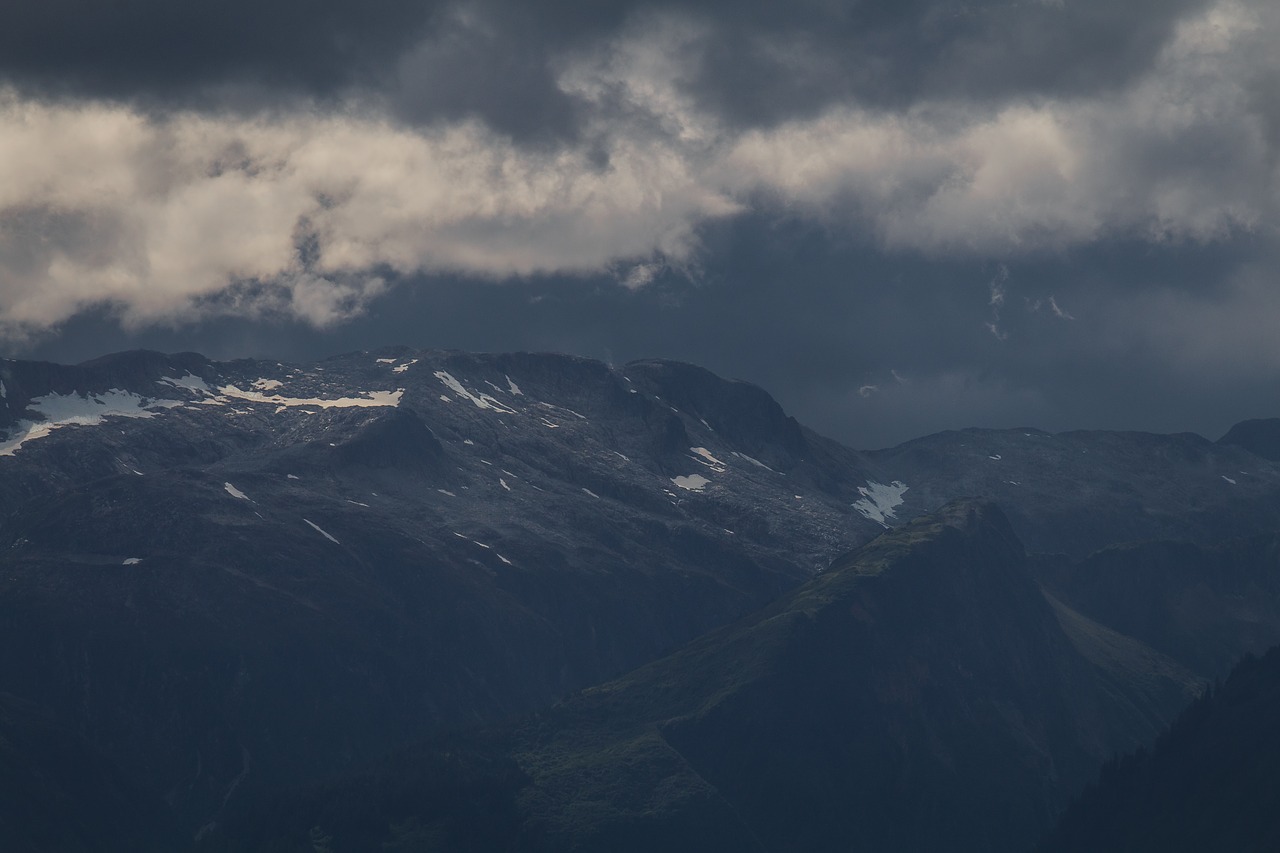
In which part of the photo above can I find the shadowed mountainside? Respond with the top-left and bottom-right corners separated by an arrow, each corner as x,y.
201,501 -> 1204,853
1040,644 -> 1280,852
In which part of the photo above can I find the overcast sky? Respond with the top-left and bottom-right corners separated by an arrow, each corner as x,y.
1,0 -> 1278,448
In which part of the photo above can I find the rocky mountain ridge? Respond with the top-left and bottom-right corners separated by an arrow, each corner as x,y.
4,347 -> 1280,848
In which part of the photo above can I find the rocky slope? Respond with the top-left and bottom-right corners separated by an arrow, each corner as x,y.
871,426 -> 1280,556
0,348 -> 884,835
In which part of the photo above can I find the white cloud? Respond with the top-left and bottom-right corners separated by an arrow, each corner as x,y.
723,0 -> 1278,252
0,88 -> 738,338
0,0 -> 1276,338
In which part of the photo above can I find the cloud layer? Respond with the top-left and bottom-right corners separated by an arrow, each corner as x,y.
1,0 -> 1275,341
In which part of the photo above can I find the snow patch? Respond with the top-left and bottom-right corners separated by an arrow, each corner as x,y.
497,554 -> 513,566
287,474 -> 300,480
375,358 -> 397,364
223,482 -> 251,501
689,447 -> 727,471
671,474 -> 710,492
434,371 -> 516,413
218,384 -> 401,409
500,478 -> 511,491
1223,475 -> 1237,485
122,557 -> 142,566
506,376 -> 523,396
437,489 -> 457,497
583,488 -> 601,499
988,454 -> 1002,461
392,359 -> 418,374
303,519 -> 341,544
158,373 -> 211,393
733,451 -> 777,473
251,378 -> 283,391
853,480 -> 909,527
346,499 -> 370,507
1,389 -> 180,457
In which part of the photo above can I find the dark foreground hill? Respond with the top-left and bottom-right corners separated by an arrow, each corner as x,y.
1040,644 -> 1280,852
201,501 -> 1203,853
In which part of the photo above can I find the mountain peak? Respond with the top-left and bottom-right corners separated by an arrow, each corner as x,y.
623,359 -> 810,464
1217,417 -> 1280,461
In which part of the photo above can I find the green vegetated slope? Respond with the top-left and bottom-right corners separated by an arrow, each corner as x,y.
1040,644 -> 1280,852
205,500 -> 1204,853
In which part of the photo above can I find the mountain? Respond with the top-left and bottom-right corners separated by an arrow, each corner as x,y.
1040,645 -> 1280,852
0,348 -> 884,837
871,426 -> 1280,556
201,500 -> 1204,853
1218,417 -> 1280,462
4,347 -> 1280,846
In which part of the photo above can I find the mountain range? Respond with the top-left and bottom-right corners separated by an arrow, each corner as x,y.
2,347 -> 1280,850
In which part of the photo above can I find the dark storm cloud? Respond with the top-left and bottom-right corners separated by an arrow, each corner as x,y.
678,0 -> 1212,128
0,0 -> 1213,136
0,0 -> 438,99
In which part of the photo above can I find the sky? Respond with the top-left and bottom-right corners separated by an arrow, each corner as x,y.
1,0 -> 1278,448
